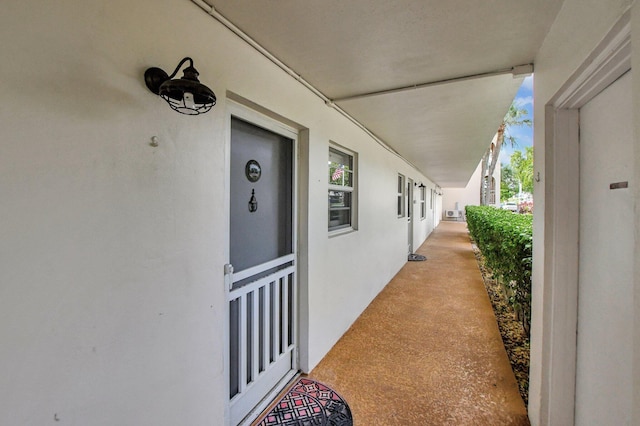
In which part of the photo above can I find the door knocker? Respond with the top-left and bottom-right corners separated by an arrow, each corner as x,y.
248,189 -> 258,212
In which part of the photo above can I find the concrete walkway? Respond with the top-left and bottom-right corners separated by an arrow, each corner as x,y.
308,222 -> 529,425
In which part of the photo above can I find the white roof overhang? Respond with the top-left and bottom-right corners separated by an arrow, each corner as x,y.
198,0 -> 563,186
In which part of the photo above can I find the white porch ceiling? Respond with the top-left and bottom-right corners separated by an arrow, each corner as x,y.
203,0 -> 563,187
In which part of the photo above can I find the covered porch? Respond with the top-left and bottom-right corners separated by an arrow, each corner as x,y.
259,221 -> 528,425
2,1 -> 639,425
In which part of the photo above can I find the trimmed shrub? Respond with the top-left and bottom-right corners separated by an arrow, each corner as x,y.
466,205 -> 532,335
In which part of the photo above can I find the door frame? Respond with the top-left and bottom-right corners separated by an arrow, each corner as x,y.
538,11 -> 630,425
407,178 -> 414,254
225,98 -> 302,425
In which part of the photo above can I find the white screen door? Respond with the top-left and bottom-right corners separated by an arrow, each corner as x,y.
227,116 -> 297,425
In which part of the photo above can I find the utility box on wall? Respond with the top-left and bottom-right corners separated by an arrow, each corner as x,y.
445,210 -> 460,218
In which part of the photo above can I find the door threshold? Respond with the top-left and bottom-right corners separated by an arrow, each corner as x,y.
239,370 -> 301,426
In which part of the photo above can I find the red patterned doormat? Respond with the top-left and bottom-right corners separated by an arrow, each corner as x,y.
253,377 -> 353,426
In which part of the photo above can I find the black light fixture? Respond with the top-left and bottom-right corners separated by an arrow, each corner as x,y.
144,57 -> 216,115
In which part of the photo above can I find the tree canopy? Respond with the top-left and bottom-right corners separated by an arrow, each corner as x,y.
500,164 -> 518,202
511,146 -> 534,194
480,103 -> 532,205
500,147 -> 534,202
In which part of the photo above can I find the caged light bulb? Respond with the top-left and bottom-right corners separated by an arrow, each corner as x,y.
183,92 -> 196,110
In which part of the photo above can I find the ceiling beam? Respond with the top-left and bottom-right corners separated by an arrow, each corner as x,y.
332,64 -> 533,103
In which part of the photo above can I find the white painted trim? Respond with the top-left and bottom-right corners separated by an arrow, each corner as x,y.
541,107 -> 580,425
224,99 -> 303,425
407,178 -> 414,254
553,13 -> 631,109
328,142 -> 359,235
397,173 -> 406,218
295,128 -> 310,374
227,99 -> 300,141
232,254 -> 295,283
538,10 -> 631,425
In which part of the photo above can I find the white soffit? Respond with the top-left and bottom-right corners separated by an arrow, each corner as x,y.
202,0 -> 562,185
337,74 -> 524,187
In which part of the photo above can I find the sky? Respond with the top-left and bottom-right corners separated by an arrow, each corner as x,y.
499,75 -> 533,165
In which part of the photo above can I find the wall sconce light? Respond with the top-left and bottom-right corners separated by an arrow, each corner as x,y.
144,57 -> 216,115
418,183 -> 426,188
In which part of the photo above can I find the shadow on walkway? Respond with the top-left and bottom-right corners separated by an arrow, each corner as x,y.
308,222 -> 530,425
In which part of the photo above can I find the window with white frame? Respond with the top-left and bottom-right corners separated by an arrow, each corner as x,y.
420,185 -> 426,219
397,174 -> 405,217
328,146 -> 356,232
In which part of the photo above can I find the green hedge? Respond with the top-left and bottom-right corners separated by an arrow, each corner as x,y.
465,205 -> 532,335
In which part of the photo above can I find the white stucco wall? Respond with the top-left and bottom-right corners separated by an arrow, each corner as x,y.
442,155 -> 501,217
530,1 -> 639,425
0,0 -> 437,424
442,161 -> 481,215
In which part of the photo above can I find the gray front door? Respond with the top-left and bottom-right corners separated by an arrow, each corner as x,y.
227,116 -> 297,425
